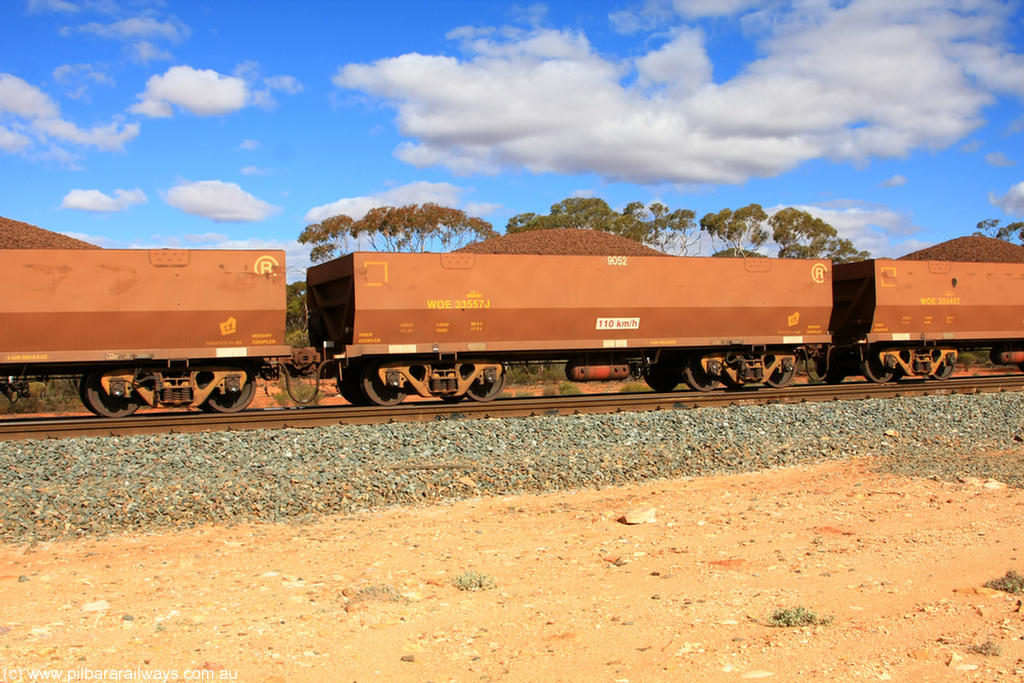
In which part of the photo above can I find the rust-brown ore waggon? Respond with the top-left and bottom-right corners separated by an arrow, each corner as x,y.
828,258 -> 1024,382
0,249 -> 295,416
306,251 -> 834,405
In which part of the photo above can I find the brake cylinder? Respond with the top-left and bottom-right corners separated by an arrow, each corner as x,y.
565,361 -> 630,382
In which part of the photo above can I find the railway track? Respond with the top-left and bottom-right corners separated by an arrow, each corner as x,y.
2,375 -> 1023,442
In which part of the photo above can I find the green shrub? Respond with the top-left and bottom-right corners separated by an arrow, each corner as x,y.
968,639 -> 1002,657
985,569 -> 1024,594
619,381 -> 653,393
451,570 -> 496,592
558,381 -> 582,395
767,606 -> 832,628
1,379 -> 81,415
504,363 -> 566,385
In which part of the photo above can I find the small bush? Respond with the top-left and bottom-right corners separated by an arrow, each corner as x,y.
984,569 -> 1024,594
504,363 -> 566,385
767,606 -> 832,628
451,570 -> 496,592
271,376 -> 322,407
558,381 -> 582,395
1,379 -> 82,415
968,639 -> 1002,657
619,381 -> 653,393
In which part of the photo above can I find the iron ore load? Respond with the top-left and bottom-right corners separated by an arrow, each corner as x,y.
6,226 -> 1024,417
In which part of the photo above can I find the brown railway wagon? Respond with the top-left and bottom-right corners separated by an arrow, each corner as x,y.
1,249 -> 292,416
307,251 -> 834,404
830,258 -> 1024,382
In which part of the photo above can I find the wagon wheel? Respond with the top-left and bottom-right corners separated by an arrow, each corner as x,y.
81,369 -> 140,418
337,364 -> 368,405
861,355 -> 893,384
933,360 -> 956,380
644,364 -> 680,392
764,363 -> 796,388
683,357 -> 718,392
719,371 -> 743,389
824,368 -> 847,385
202,372 -> 256,413
466,370 -> 505,402
361,364 -> 407,407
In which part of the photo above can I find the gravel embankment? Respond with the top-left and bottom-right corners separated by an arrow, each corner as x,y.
2,393 -> 1024,543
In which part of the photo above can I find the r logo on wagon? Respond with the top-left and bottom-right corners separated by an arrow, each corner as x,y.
810,262 -> 829,284
596,317 -> 640,330
254,255 -> 279,275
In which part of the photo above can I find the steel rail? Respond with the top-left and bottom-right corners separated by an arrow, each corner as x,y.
1,375 -> 1022,442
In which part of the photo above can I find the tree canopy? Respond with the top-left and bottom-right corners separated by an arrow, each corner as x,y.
975,218 -> 1024,244
699,204 -> 770,257
770,207 -> 869,263
298,203 -> 496,262
506,197 -> 701,255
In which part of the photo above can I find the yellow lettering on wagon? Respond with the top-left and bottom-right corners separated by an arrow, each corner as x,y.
919,297 -> 961,305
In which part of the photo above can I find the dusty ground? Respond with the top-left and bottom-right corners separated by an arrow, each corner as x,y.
3,454 -> 1024,682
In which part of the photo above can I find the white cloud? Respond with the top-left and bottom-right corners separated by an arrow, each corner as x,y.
990,182 -> 1024,215
27,0 -> 78,12
163,179 -> 281,222
333,1 -> 1024,186
240,166 -> 271,176
53,63 -> 114,99
132,66 -> 247,117
132,65 -> 301,117
0,73 -> 59,118
237,138 -> 261,151
77,16 -> 189,42
304,181 -> 466,224
985,151 -> 1016,167
0,125 -> 31,152
462,201 -> 502,217
60,187 -> 147,212
131,41 -> 173,64
881,174 -> 907,187
673,0 -> 766,18
263,75 -> 303,95
0,72 -> 138,159
33,116 -> 139,151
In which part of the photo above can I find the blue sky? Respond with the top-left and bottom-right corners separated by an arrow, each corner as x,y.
2,0 -> 1023,278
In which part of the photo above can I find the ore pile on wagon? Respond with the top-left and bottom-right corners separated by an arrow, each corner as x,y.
457,228 -> 663,256
0,215 -> 100,249
899,235 -> 1024,263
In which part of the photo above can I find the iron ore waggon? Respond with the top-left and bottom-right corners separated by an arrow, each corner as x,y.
825,258 -> 1024,383
7,245 -> 1024,418
307,251 -> 834,405
0,248 -> 313,416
